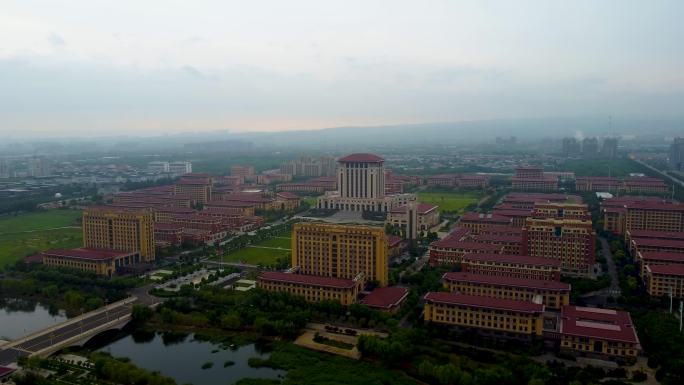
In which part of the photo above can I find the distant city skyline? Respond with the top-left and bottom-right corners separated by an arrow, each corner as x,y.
1,0 -> 683,137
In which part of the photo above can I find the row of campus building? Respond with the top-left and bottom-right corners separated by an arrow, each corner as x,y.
32,170 -> 305,276
601,196 -> 684,299
430,192 -> 596,276
510,165 -> 670,196
256,219 -> 640,363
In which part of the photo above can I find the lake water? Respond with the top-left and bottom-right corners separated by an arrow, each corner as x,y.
0,298 -> 68,340
95,330 -> 285,385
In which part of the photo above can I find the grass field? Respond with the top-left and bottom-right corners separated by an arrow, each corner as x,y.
220,234 -> 291,266
417,191 -> 482,213
0,210 -> 82,268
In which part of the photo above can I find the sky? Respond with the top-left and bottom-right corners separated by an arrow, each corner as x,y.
1,0 -> 683,138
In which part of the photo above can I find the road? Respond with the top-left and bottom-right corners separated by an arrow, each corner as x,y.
0,304 -> 131,366
582,237 -> 621,304
632,157 -> 684,190
600,237 -> 621,295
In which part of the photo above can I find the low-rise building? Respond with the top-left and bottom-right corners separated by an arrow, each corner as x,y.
442,272 -> 570,310
459,212 -> 512,234
386,203 -> 440,232
360,286 -> 409,313
636,251 -> 684,278
644,264 -> 684,298
559,306 -> 641,362
42,248 -> 141,277
461,253 -> 562,281
257,271 -> 364,305
423,292 -> 545,339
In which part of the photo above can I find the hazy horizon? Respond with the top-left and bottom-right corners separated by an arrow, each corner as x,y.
2,0 -> 683,138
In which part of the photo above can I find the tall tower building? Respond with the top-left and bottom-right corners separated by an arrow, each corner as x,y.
292,222 -> 389,286
82,206 -> 155,262
601,137 -> 619,159
0,159 -> 10,179
338,153 -> 385,200
561,138 -> 581,157
671,137 -> 684,172
582,138 -> 599,159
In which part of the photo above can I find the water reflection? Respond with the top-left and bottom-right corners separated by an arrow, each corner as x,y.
91,329 -> 284,385
0,298 -> 68,340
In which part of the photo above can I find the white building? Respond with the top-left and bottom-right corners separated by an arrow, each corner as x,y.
148,161 -> 170,173
317,153 -> 416,212
169,161 -> 192,175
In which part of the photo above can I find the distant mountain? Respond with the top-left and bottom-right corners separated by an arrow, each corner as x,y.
226,116 -> 684,147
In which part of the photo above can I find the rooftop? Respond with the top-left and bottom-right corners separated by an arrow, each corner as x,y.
259,271 -> 358,289
627,230 -> 684,240
361,286 -> 409,309
338,153 -> 384,163
561,306 -> 640,344
424,292 -> 544,313
43,248 -> 136,261
462,252 -> 561,267
632,237 -> 684,249
390,203 -> 439,214
638,251 -> 684,262
647,264 -> 684,276
443,272 -> 570,290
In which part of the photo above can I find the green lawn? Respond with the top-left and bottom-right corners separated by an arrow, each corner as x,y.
256,237 -> 291,249
222,246 -> 290,266
417,191 -> 482,213
218,235 -> 292,266
0,210 -> 83,268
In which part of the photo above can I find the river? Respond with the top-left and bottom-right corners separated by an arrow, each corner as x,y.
0,298 -> 68,340
92,329 -> 285,385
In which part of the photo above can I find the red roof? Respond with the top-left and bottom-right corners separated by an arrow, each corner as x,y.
176,178 -> 211,185
259,272 -> 357,289
390,203 -> 438,214
632,237 -> 684,249
276,191 -> 300,199
42,248 -> 136,260
424,292 -> 544,313
627,230 -> 684,240
460,212 -> 512,223
0,367 -> 16,378
431,239 -> 503,251
361,286 -> 409,309
387,235 -> 403,248
472,233 -> 522,243
647,264 -> 684,276
443,272 -> 570,291
638,251 -> 684,262
626,201 -> 684,211
338,153 -> 384,163
493,208 -> 533,217
462,253 -> 561,267
561,306 -> 640,344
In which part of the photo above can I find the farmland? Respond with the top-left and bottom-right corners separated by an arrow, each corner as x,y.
0,210 -> 82,268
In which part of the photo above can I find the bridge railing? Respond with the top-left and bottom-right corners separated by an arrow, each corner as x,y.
5,296 -> 137,349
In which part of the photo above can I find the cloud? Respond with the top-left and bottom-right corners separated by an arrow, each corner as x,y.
47,32 -> 66,47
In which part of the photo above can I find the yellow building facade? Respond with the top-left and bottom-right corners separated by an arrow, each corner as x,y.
257,271 -> 363,305
42,248 -> 140,276
423,292 -> 544,338
559,306 -> 640,362
442,272 -> 570,310
292,222 -> 389,286
83,206 -> 155,262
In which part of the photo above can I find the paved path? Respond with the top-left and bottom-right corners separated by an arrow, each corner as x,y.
600,237 -> 621,296
0,226 -> 80,236
247,245 -> 289,250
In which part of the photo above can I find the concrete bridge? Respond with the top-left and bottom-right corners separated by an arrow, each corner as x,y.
0,297 -> 137,366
